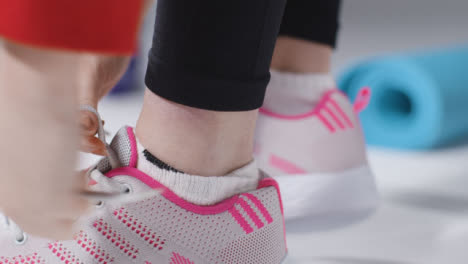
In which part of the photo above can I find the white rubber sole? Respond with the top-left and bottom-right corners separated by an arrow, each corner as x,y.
276,165 -> 379,232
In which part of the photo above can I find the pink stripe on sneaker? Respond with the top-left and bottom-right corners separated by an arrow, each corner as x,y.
324,105 -> 345,129
171,253 -> 180,264
257,178 -> 283,214
126,127 -> 138,168
257,178 -> 287,250
170,252 -> 194,264
229,206 -> 253,234
177,254 -> 183,264
353,86 -> 371,113
106,167 -> 239,215
175,254 -> 182,264
243,193 -> 273,224
238,197 -> 264,229
259,89 -> 341,121
317,113 -> 336,132
329,99 -> 354,128
269,154 -> 306,174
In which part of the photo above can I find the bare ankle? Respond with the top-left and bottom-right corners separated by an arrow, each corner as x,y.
271,36 -> 332,73
136,90 -> 256,176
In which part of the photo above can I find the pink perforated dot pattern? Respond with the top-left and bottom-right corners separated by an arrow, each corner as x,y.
75,231 -> 114,263
49,242 -> 83,264
220,223 -> 285,264
219,188 -> 285,263
114,208 -> 166,251
170,252 -> 194,264
254,188 -> 282,224
93,219 -> 139,260
128,195 -> 240,264
0,253 -> 44,264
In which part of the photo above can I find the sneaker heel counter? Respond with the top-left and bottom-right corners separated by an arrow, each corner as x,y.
260,179 -> 288,259
328,91 -> 369,166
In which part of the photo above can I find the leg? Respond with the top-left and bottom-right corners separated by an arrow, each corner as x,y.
264,0 -> 341,114
137,94 -> 258,175
0,1 -> 289,262
272,0 -> 340,73
256,0 -> 378,227
137,0 -> 286,176
271,38 -> 332,73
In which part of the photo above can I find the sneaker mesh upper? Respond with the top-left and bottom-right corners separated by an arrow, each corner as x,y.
0,126 -> 287,264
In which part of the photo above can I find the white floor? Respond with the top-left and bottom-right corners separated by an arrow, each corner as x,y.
87,1 -> 468,263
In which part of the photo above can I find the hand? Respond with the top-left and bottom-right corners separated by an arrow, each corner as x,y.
78,0 -> 155,155
77,55 -> 131,155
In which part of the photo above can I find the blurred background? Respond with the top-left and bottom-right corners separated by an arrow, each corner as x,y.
92,0 -> 468,263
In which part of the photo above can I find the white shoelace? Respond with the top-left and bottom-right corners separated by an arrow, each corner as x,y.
0,212 -> 26,244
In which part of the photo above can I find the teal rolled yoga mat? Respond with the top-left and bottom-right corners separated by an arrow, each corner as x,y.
339,46 -> 468,149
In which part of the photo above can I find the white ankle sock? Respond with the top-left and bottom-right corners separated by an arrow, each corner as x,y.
136,141 -> 260,205
263,70 -> 336,115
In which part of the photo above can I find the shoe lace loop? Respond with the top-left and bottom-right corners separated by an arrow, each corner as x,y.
0,213 -> 26,244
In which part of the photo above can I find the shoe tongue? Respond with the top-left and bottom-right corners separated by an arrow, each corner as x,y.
97,126 -> 138,172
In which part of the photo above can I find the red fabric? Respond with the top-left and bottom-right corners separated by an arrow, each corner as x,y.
0,0 -> 143,54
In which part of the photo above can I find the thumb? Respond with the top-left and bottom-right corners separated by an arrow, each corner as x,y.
78,106 -> 106,156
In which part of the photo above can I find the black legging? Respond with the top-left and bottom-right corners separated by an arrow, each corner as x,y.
145,0 -> 341,111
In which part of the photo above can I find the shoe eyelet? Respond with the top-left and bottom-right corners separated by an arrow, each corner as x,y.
15,233 -> 27,245
96,200 -> 105,208
122,184 -> 132,194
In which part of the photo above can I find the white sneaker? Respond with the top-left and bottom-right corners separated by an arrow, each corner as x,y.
0,126 -> 288,263
255,87 -> 379,230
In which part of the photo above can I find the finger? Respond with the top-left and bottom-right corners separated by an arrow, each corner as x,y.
80,136 -> 107,156
79,110 -> 100,136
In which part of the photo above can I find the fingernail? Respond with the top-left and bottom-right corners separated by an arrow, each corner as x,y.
89,147 -> 107,156
95,146 -> 108,156
81,138 -> 107,156
89,143 -> 107,156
